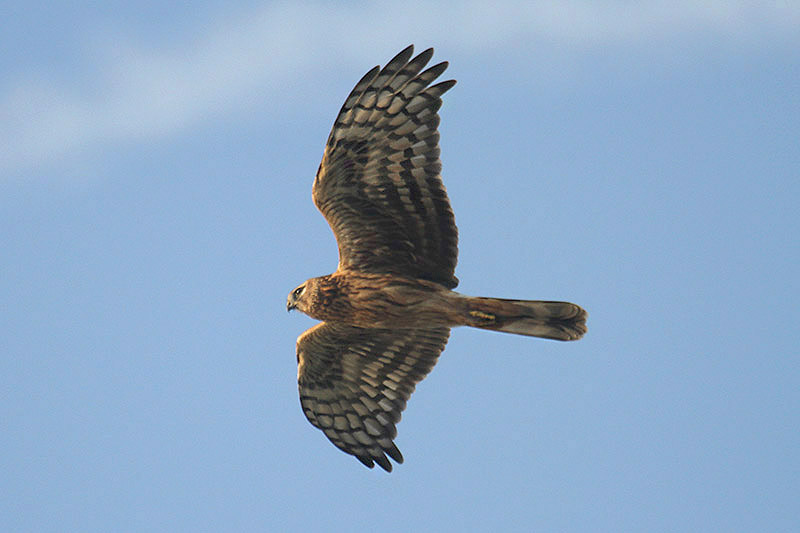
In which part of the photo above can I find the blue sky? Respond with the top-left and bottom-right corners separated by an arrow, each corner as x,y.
2,1 -> 798,531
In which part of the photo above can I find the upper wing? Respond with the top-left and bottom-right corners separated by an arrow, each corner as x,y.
313,45 -> 459,289
296,322 -> 450,471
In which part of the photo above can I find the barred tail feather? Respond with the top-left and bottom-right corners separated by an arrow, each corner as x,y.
464,297 -> 587,341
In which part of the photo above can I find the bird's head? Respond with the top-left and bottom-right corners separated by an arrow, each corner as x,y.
287,280 -> 312,314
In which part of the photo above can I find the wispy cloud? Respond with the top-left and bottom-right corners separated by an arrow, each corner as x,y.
2,0 -> 798,175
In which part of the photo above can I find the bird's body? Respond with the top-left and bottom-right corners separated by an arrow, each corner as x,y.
294,272 -> 457,328
288,45 -> 587,471
291,271 -> 586,339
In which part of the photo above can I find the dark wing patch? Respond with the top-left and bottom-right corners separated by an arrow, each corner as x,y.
313,45 -> 459,289
297,322 -> 450,471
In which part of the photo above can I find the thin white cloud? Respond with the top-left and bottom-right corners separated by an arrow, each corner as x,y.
2,0 -> 797,175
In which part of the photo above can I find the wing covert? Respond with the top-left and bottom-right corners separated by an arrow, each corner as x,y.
296,322 -> 450,471
313,45 -> 459,288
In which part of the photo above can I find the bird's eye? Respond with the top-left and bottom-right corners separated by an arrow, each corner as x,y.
293,286 -> 304,297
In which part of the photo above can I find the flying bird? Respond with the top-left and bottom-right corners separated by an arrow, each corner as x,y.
288,45 -> 587,472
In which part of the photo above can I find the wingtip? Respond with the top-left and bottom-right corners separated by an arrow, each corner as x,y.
415,47 -> 435,63
356,446 -> 402,472
356,455 -> 376,469
373,454 -> 393,472
385,443 -> 404,464
391,44 -> 415,65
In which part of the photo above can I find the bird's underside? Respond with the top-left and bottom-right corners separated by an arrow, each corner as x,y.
288,45 -> 587,472
292,270 -> 586,339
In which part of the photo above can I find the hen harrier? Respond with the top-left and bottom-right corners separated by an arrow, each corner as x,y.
288,45 -> 587,471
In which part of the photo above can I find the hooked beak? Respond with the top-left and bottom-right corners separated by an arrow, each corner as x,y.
287,300 -> 296,312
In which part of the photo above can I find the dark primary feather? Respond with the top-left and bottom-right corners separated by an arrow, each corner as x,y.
297,323 -> 450,472
313,45 -> 459,289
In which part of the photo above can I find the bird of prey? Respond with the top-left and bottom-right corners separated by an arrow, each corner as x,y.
288,45 -> 587,472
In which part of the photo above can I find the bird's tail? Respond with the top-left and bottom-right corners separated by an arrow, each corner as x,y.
462,296 -> 587,341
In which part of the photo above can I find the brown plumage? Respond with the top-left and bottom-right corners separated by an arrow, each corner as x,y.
288,45 -> 587,472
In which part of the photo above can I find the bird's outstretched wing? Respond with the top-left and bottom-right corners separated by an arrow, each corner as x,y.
297,322 -> 450,471
313,45 -> 459,289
